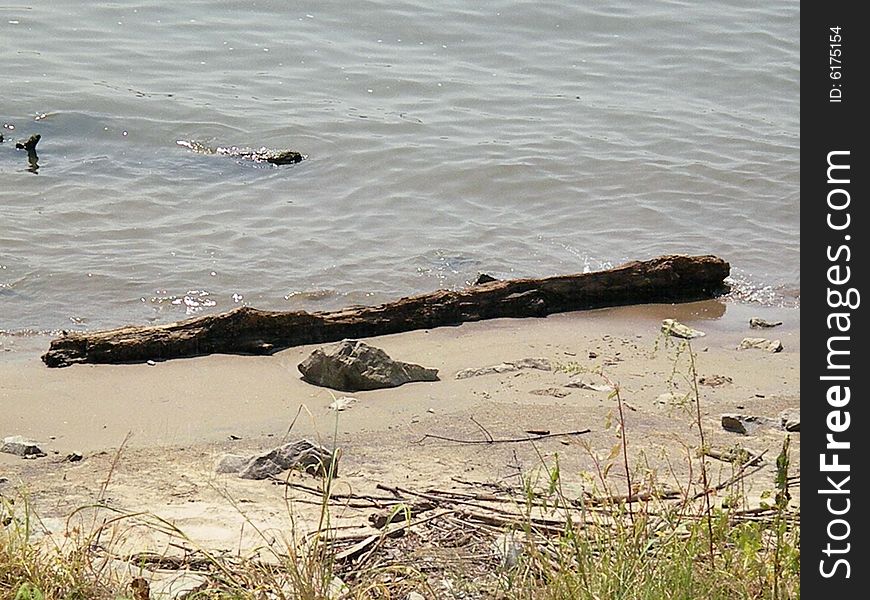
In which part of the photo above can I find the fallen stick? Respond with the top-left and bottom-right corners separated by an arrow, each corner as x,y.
456,508 -> 570,535
703,447 -> 763,466
692,450 -> 769,501
41,254 -> 729,367
415,428 -> 591,445
580,489 -> 682,506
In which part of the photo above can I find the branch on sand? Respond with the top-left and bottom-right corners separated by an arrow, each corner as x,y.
42,254 -> 729,367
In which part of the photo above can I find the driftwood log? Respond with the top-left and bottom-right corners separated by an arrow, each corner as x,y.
41,254 -> 729,367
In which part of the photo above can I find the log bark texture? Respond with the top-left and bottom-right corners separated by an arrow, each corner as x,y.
42,254 -> 729,367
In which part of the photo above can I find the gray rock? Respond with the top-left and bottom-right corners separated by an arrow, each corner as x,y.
216,439 -> 337,480
299,340 -> 439,392
721,414 -> 778,435
749,317 -> 783,328
1,436 -> 46,458
215,453 -> 250,474
738,338 -> 783,353
721,414 -> 750,434
780,410 -> 800,432
455,357 -> 552,379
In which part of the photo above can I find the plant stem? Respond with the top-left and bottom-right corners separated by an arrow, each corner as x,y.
614,385 -> 634,526
688,342 -> 714,567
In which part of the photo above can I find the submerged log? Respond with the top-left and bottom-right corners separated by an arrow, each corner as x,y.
41,254 -> 729,367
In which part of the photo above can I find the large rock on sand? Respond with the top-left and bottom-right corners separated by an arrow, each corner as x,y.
216,439 -> 336,480
1,436 -> 46,458
298,339 -> 439,392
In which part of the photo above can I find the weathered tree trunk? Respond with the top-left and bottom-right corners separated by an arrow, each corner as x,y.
41,254 -> 729,367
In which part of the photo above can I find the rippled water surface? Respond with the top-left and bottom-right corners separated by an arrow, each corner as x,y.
1,1 -> 800,332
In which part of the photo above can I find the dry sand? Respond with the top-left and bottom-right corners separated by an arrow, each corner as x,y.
1,300 -> 799,560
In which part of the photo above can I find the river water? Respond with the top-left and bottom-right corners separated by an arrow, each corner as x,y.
1,1 -> 799,334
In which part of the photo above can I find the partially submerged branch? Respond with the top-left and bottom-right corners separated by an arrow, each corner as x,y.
42,254 -> 729,367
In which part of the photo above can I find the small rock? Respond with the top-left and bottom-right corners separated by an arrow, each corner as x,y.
0,477 -> 8,485
299,340 -> 438,391
720,414 -> 777,435
455,358 -> 551,379
661,319 -> 705,339
1,436 -> 46,458
564,376 -> 613,392
426,408 -> 435,414
738,338 -> 783,353
65,452 -> 83,462
721,414 -> 749,434
588,351 -> 598,359
146,360 -> 156,366
749,317 -> 783,328
780,410 -> 800,432
698,375 -> 732,387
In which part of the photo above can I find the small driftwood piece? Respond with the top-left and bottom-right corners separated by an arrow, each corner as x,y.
42,254 -> 729,367
415,428 -> 591,445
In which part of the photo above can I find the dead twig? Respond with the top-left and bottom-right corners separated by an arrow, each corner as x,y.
469,415 -> 494,443
703,447 -> 763,466
414,428 -> 591,445
692,450 -> 769,500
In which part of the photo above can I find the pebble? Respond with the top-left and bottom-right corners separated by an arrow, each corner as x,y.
738,338 -> 783,353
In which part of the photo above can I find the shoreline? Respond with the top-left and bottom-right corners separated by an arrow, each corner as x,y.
1,299 -> 798,453
1,298 -> 799,556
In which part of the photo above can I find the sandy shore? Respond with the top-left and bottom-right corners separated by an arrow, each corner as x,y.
1,300 -> 799,559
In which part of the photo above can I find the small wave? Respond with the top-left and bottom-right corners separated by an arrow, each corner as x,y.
723,272 -> 799,308
147,290 -> 217,315
0,328 -> 66,337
